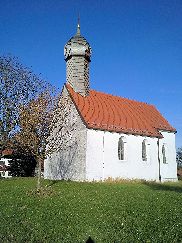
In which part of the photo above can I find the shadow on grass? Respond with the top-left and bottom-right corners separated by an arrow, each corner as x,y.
45,179 -> 72,187
86,236 -> 95,243
46,180 -> 60,187
143,181 -> 182,193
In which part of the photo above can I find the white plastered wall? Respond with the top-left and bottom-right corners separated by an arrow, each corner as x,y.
86,129 -> 163,181
159,131 -> 177,182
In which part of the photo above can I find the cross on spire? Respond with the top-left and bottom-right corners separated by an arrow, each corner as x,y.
77,14 -> 81,35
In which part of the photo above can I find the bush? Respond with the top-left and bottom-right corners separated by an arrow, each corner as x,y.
8,148 -> 36,177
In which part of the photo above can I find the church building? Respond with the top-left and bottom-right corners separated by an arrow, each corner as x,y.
44,23 -> 177,182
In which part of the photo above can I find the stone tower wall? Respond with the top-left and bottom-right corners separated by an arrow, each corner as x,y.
66,56 -> 90,96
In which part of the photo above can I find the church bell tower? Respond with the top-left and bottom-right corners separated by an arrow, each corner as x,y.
64,20 -> 92,96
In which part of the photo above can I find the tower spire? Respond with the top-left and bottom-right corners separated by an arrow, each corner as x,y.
64,15 -> 92,96
77,14 -> 80,35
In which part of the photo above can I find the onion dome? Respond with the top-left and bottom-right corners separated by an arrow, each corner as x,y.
64,22 -> 92,62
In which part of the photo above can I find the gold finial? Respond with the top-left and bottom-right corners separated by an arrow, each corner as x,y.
77,14 -> 80,35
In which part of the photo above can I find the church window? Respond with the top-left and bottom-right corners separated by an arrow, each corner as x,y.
142,139 -> 147,161
118,137 -> 126,160
162,144 -> 167,164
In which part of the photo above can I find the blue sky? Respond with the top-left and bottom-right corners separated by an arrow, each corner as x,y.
1,0 -> 182,148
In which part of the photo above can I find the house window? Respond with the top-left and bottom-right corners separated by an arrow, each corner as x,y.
162,144 -> 167,164
0,161 -> 5,166
118,136 -> 126,160
142,139 -> 147,161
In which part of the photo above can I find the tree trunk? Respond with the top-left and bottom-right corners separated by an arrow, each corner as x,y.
37,158 -> 42,190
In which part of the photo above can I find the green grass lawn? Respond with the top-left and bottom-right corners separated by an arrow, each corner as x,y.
0,178 -> 182,243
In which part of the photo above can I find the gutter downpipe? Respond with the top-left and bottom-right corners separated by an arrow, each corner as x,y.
157,138 -> 161,182
102,131 -> 105,181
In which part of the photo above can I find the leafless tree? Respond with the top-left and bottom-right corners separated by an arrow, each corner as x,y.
0,55 -> 50,153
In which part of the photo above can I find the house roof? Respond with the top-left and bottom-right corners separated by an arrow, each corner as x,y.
2,149 -> 13,156
66,84 -> 176,138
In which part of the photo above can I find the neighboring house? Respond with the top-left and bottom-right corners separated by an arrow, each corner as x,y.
0,149 -> 13,178
44,23 -> 177,182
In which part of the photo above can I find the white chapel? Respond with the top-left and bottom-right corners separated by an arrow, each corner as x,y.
44,23 -> 177,182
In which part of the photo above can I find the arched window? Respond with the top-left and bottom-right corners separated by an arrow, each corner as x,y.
142,139 -> 147,161
118,137 -> 126,160
162,144 -> 167,163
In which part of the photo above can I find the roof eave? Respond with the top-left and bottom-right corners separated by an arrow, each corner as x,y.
87,125 -> 162,138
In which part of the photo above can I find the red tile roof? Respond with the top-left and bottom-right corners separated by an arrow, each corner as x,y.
66,84 -> 176,138
2,149 -> 13,156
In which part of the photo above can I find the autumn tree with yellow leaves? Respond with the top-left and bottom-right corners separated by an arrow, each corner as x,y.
16,91 -> 55,189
